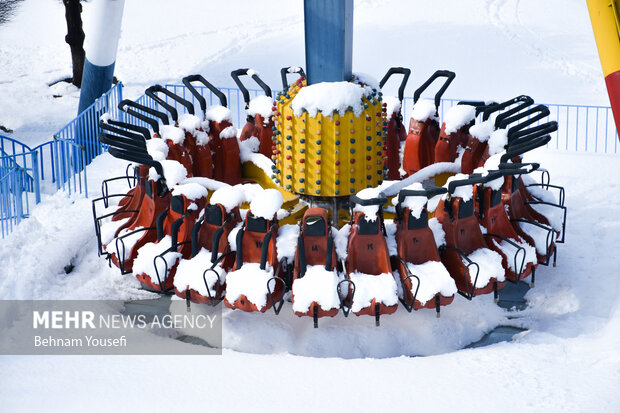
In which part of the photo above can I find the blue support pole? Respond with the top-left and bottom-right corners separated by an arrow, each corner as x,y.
77,0 -> 125,114
304,0 -> 353,85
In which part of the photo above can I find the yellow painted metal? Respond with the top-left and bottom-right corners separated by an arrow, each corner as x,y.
587,0 -> 620,77
241,161 -> 299,209
273,81 -> 386,197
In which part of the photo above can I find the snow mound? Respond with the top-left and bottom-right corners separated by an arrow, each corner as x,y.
396,182 -> 427,218
159,125 -> 185,145
227,222 -> 243,252
146,138 -> 169,161
249,188 -> 283,220
411,99 -> 437,123
444,105 -> 476,135
383,96 -> 401,116
428,218 -> 446,247
469,119 -> 495,142
519,222 -> 552,255
492,238 -> 537,272
106,226 -> 145,259
178,113 -> 209,144
292,265 -> 343,313
291,81 -> 372,118
132,236 -> 182,280
406,260 -> 457,305
174,248 -> 226,296
220,125 -> 238,139
225,263 -> 274,309
465,248 -> 505,287
205,105 -> 232,123
238,137 -> 275,180
333,224 -> 351,261
276,224 -> 299,262
444,173 -> 474,201
99,217 -> 129,246
183,176 -> 229,192
384,219 -> 397,256
246,95 -> 274,123
353,187 -> 384,221
488,128 -> 508,155
348,271 -> 398,313
148,159 -> 188,187
209,185 -> 244,213
171,182 -> 208,200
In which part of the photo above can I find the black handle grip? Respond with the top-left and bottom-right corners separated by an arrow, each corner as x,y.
458,100 -> 495,116
231,68 -> 272,106
447,171 -> 503,195
349,194 -> 388,208
508,121 -> 557,147
280,66 -> 306,90
500,135 -> 551,163
99,132 -> 147,153
379,67 -> 411,102
147,85 -> 195,116
118,100 -> 169,134
503,105 -> 550,136
493,97 -> 535,128
99,123 -> 148,147
107,147 -> 165,181
145,86 -> 179,122
497,162 -> 540,174
105,119 -> 151,141
182,74 -> 228,111
397,185 -> 447,203
483,95 -> 532,121
413,70 -> 456,109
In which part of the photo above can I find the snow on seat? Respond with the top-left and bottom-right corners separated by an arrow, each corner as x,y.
224,188 -> 284,313
518,222 -> 553,256
132,235 -> 182,290
462,248 -> 505,289
491,238 -> 536,273
292,265 -> 343,314
291,208 -> 341,324
348,271 -> 398,313
225,263 -> 274,311
344,189 -> 399,323
434,173 -> 507,298
106,226 -> 145,260
391,182 -> 456,314
173,185 -> 243,303
174,248 -> 227,302
405,261 -> 456,305
100,217 -> 129,246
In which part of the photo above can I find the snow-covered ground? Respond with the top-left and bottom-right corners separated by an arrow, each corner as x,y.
1,0 -> 619,411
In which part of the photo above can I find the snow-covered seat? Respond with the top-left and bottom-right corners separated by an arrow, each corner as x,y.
224,189 -> 285,313
378,67 -> 410,180
402,70 -> 455,175
434,104 -> 475,163
343,190 -> 398,325
392,183 -> 456,316
133,183 -> 208,292
434,174 -> 506,300
232,68 -> 274,158
173,186 -> 243,304
291,208 -> 342,326
475,167 -> 537,284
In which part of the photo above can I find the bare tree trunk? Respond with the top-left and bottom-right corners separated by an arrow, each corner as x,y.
63,0 -> 85,88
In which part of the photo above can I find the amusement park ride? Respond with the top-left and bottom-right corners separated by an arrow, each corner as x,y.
89,0 -> 618,327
